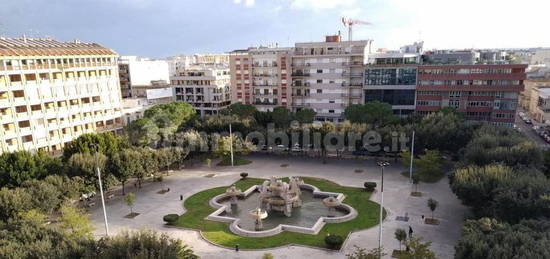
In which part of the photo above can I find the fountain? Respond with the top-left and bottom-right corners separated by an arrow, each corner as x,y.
206,176 -> 358,237
249,207 -> 268,231
259,176 -> 303,217
224,185 -> 243,213
322,196 -> 341,217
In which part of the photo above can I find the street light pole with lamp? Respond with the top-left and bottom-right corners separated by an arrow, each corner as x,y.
377,160 -> 389,257
92,143 -> 109,237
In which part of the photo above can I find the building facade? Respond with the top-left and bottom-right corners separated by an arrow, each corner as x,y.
416,64 -> 527,127
172,65 -> 231,116
117,56 -> 170,98
230,47 -> 292,112
0,37 -> 123,154
292,35 -> 372,122
364,52 -> 420,116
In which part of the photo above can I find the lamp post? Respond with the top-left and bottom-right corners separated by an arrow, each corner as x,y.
92,144 -> 109,236
377,160 -> 389,257
409,130 -> 415,184
229,123 -> 234,166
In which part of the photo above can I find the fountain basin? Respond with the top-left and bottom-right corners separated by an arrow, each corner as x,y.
205,182 -> 358,237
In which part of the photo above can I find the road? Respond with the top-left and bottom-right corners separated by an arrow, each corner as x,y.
515,112 -> 550,149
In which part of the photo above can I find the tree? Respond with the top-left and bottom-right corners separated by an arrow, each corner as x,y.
344,101 -> 395,126
294,108 -> 316,124
213,136 -> 255,159
272,106 -> 292,128
412,174 -> 420,193
125,192 -> 136,214
455,218 -> 550,259
394,228 -> 407,251
127,117 -> 160,147
226,103 -> 257,118
427,198 -> 438,219
134,147 -> 158,188
59,205 -> 93,239
111,149 -> 141,195
63,132 -> 123,160
344,104 -> 366,124
93,229 -> 198,259
414,150 -> 443,181
0,187 -> 33,222
0,151 -> 38,187
415,109 -> 473,153
397,237 -> 436,259
144,101 -> 195,128
450,164 -> 513,215
66,152 -> 110,190
21,179 -> 62,214
364,101 -> 395,126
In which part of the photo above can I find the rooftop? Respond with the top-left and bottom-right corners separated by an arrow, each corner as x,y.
0,36 -> 116,56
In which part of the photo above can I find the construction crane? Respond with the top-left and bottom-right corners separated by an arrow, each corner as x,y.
341,17 -> 371,41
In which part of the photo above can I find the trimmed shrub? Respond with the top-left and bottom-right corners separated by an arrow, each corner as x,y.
240,172 -> 248,179
163,214 -> 179,224
364,182 -> 377,192
325,234 -> 344,249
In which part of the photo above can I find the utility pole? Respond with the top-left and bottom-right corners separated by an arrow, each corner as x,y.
93,144 -> 109,236
377,160 -> 389,257
229,123 -> 234,166
409,130 -> 415,183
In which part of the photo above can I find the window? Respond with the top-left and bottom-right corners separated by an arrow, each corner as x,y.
316,89 -> 322,93
316,69 -> 323,74
328,110 -> 335,113
317,79 -> 323,84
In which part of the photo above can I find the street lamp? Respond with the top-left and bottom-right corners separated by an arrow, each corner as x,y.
229,123 -> 234,166
92,144 -> 109,236
377,160 -> 389,257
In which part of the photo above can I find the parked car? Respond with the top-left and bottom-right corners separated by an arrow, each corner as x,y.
291,144 -> 301,152
525,119 -> 533,125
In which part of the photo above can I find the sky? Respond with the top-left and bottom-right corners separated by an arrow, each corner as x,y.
1,0 -> 549,58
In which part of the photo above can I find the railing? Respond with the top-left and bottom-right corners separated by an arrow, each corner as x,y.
291,72 -> 310,77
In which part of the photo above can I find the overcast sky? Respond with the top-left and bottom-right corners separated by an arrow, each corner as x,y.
1,0 -> 549,58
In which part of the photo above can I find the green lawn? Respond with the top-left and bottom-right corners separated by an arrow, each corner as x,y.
217,156 -> 252,166
172,177 -> 383,249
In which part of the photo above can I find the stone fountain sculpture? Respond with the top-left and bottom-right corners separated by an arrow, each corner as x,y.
322,196 -> 341,217
249,207 -> 268,231
259,176 -> 303,217
225,185 -> 243,213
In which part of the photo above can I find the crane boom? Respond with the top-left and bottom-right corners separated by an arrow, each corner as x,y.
341,17 -> 371,41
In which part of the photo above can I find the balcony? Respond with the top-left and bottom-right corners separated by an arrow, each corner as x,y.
291,72 -> 310,77
253,101 -> 278,106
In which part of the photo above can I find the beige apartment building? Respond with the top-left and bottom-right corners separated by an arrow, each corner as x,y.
229,47 -> 292,112
172,65 -> 231,116
0,37 -> 123,154
292,35 -> 372,122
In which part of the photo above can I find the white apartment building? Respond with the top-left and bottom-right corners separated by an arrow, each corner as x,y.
172,65 -> 231,116
0,37 -> 123,154
230,47 -> 292,112
167,53 -> 229,77
118,56 -> 170,99
292,35 -> 372,122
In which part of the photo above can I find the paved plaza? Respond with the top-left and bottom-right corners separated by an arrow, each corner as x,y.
89,154 -> 468,259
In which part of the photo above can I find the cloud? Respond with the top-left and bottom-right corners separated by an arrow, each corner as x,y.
289,0 -> 358,11
233,0 -> 255,7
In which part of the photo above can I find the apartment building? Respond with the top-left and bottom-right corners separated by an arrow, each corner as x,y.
117,56 -> 170,99
167,53 -> 229,77
292,35 -> 372,122
364,48 -> 421,116
229,47 -> 292,112
416,63 -> 527,127
0,37 -> 123,154
172,65 -> 231,116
